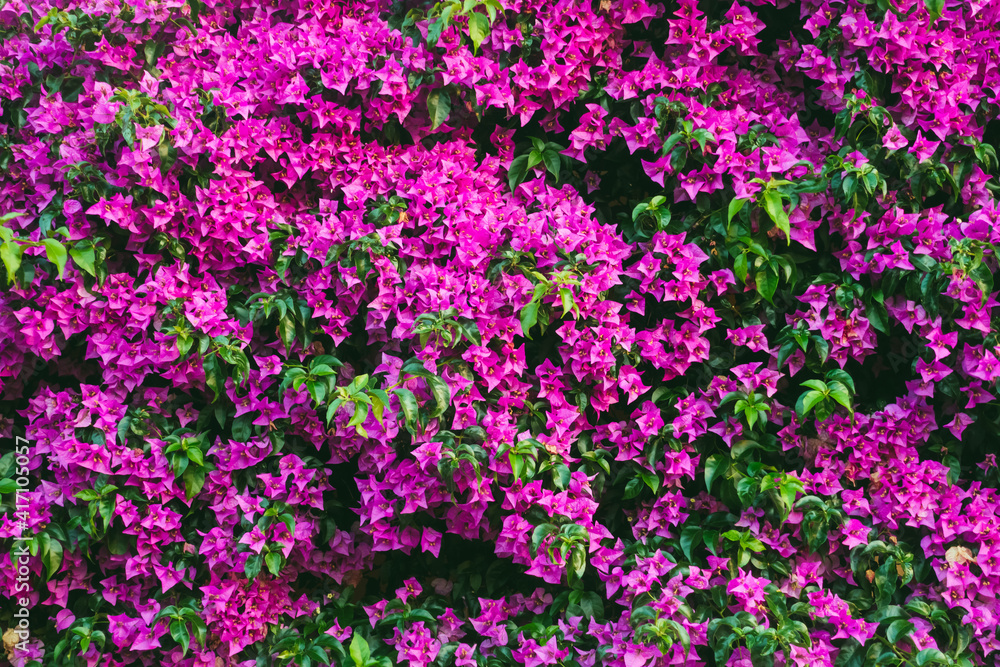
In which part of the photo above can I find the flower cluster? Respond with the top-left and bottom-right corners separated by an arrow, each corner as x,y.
1,0 -> 1000,665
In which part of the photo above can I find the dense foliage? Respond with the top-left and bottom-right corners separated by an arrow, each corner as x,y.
2,0 -> 1000,665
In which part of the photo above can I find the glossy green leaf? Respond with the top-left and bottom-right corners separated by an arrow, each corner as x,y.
393,388 -> 420,434
350,633 -> 370,667
468,12 -> 490,51
728,198 -> 748,223
0,241 -> 24,283
705,454 -> 729,491
756,268 -> 778,303
426,88 -> 451,130
762,190 -> 790,243
520,299 -> 540,338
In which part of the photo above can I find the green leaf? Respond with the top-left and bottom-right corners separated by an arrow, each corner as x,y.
631,202 -> 649,222
426,88 -> 451,130
508,155 -> 529,190
117,107 -> 136,147
425,375 -> 451,419
915,648 -> 949,666
468,12 -> 490,51
41,239 -> 68,278
369,390 -> 386,425
265,551 -> 283,576
558,287 -> 575,317
886,619 -> 915,644
325,398 -> 343,425
0,241 -> 24,283
349,633 -> 371,667
970,262 -> 993,304
825,369 -> 856,394
662,132 -> 684,155
796,390 -> 826,418
182,466 -> 205,500
530,523 -> 557,555
542,149 -> 561,181
244,553 -> 262,580
638,467 -> 660,493
811,335 -> 830,363
827,382 -> 854,412
923,0 -> 944,21
38,533 -> 63,580
801,379 -> 829,392
203,355 -> 225,401
170,621 -> 191,656
393,388 -> 420,434
728,198 -> 748,224
279,315 -> 297,354
668,619 -> 692,657
834,639 -> 864,667
232,413 -> 254,442
347,402 -> 369,431
762,190 -> 790,243
705,454 -> 728,491
306,380 -> 326,405
97,496 -> 116,532
719,391 -> 745,407
67,244 -> 96,277
623,476 -> 643,499
144,41 -> 165,67
773,255 -> 794,283
733,252 -> 748,283
185,445 -> 205,467
680,526 -> 701,561
756,268 -> 778,303
520,300 -> 540,338
34,11 -> 54,31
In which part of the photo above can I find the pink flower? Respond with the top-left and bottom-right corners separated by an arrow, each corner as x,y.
839,518 -> 870,549
238,526 -> 267,554
395,577 -> 422,604
512,635 -> 568,667
454,643 -> 478,667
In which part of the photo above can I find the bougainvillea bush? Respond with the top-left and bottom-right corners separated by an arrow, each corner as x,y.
2,0 -> 1000,664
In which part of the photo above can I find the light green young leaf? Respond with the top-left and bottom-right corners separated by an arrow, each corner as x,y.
0,241 -> 24,283
801,379 -> 829,392
520,300 -> 539,338
350,633 -> 371,667
827,381 -> 854,412
42,238 -> 68,278
924,0 -> 944,21
468,12 -> 490,51
727,198 -> 748,224
762,190 -> 790,243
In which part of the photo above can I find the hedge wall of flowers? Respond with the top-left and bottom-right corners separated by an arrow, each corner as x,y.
2,0 -> 1000,665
